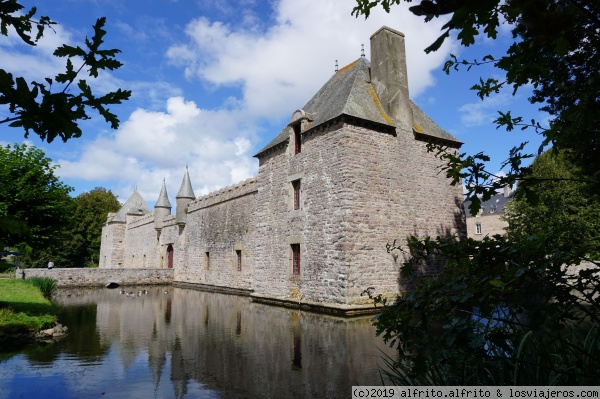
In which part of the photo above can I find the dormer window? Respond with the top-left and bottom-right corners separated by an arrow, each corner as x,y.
293,123 -> 301,154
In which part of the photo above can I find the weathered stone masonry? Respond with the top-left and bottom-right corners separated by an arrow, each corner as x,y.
99,26 -> 466,312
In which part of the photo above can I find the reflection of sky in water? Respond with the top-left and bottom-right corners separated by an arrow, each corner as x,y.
1,348 -> 218,399
0,287 -> 394,399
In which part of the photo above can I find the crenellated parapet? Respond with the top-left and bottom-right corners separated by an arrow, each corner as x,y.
188,177 -> 258,213
162,215 -> 177,228
127,213 -> 155,229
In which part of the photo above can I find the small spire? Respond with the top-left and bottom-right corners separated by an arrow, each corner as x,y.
335,60 -> 338,73
155,178 -> 172,209
361,44 -> 365,57
176,167 -> 195,199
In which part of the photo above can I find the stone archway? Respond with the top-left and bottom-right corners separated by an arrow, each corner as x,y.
167,244 -> 174,269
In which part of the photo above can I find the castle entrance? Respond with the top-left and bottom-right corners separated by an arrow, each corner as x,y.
167,244 -> 174,269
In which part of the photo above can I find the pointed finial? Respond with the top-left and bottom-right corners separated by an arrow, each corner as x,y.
361,44 -> 365,57
335,60 -> 338,73
134,185 -> 138,191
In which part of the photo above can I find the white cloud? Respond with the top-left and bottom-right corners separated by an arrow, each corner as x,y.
57,97 -> 258,202
0,21 -> 73,83
167,0 -> 456,120
458,92 -> 512,127
52,0 -> 460,204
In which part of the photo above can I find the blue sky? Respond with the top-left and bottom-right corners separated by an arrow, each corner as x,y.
0,0 -> 546,206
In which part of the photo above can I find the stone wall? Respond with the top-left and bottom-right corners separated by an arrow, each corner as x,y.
99,219 -> 125,268
124,214 -> 159,268
339,123 -> 464,302
253,120 -> 465,305
176,177 -> 257,291
159,217 -> 181,269
23,268 -> 173,287
467,213 -> 508,240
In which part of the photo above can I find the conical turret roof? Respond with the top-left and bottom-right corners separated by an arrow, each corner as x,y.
176,167 -> 195,199
109,188 -> 152,223
155,179 -> 172,209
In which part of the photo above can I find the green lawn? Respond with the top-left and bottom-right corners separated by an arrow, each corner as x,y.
0,279 -> 57,334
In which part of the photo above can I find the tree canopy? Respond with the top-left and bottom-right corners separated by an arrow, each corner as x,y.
506,150 -> 600,258
0,143 -> 73,251
67,188 -> 120,268
354,0 -> 600,211
0,0 -> 131,143
14,186 -> 120,269
353,0 -> 600,384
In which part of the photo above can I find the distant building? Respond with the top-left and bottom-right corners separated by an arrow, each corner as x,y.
463,186 -> 513,239
100,26 -> 467,311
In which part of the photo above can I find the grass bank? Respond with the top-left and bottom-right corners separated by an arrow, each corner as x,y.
0,279 -> 57,335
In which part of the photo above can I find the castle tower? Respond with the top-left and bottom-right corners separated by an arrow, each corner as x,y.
252,26 -> 465,305
175,167 -> 195,227
154,179 -> 172,231
99,187 -> 151,268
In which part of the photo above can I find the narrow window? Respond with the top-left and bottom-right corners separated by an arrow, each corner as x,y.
475,223 -> 482,235
205,252 -> 210,270
236,250 -> 242,272
292,179 -> 301,210
293,124 -> 301,154
291,244 -> 301,275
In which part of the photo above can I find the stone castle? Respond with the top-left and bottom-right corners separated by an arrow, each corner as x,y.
99,26 -> 466,312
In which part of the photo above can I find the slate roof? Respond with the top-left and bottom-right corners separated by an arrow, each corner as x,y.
110,189 -> 152,223
176,167 -> 195,199
255,57 -> 460,157
463,193 -> 513,218
155,179 -> 172,209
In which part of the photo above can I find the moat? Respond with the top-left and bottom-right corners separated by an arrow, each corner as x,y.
1,286 -> 395,398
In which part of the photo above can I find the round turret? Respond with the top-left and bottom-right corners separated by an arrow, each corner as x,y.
154,179 -> 172,231
176,167 -> 195,227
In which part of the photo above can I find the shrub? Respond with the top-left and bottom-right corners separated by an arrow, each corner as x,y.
27,277 -> 57,300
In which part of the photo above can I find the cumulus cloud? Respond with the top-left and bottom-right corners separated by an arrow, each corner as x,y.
167,0 -> 455,121
57,96 -> 258,202
12,0 -> 460,205
458,92 -> 513,127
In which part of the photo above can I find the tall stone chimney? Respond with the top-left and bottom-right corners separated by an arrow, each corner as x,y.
370,26 -> 414,132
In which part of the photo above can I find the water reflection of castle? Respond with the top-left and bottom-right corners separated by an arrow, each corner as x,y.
54,288 -> 395,398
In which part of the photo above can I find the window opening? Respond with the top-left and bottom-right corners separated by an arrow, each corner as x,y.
236,250 -> 242,272
293,124 -> 301,154
291,244 -> 301,275
292,180 -> 301,210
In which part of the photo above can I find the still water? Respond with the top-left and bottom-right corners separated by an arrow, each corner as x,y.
0,287 -> 395,399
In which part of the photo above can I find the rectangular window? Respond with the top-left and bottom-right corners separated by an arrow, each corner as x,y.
475,223 -> 482,235
205,252 -> 210,270
236,250 -> 242,272
293,124 -> 301,154
291,244 -> 301,275
292,179 -> 301,210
